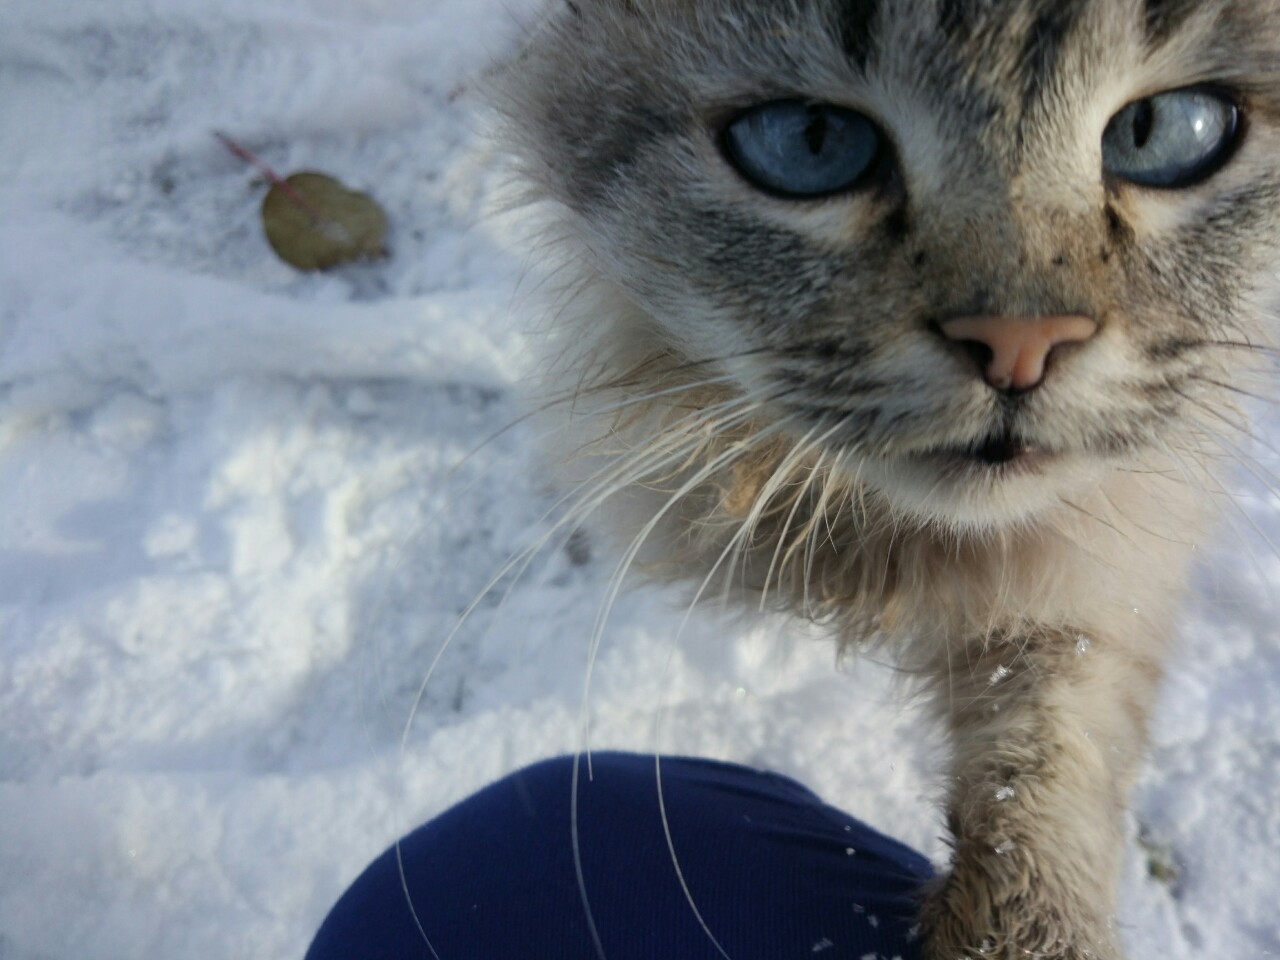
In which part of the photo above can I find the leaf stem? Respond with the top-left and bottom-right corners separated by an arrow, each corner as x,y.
213,131 -> 337,233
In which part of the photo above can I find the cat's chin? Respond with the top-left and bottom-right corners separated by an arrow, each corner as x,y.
857,447 -> 1106,532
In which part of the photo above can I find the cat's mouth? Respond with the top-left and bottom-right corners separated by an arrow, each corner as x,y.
915,429 -> 1052,475
969,432 -> 1034,466
861,427 -> 1086,524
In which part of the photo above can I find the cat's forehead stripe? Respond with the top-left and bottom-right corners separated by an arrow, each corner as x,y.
1017,0 -> 1090,112
887,0 -> 1221,63
848,0 -> 1098,115
1142,0 -> 1208,48
835,0 -> 880,70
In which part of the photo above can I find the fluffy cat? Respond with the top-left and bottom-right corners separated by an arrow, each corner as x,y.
490,1 -> 1280,956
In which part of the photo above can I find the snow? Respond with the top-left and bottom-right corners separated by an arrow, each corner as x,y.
0,1 -> 1277,958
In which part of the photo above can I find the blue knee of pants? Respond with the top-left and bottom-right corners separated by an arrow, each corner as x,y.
306,753 -> 932,959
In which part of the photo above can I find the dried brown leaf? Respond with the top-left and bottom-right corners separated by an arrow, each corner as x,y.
261,171 -> 388,272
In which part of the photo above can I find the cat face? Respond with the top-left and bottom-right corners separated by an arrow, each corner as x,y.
497,0 -> 1280,529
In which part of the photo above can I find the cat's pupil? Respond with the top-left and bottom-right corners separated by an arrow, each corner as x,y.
804,108 -> 828,155
1131,100 -> 1155,150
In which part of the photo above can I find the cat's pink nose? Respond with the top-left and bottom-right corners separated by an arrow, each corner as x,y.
937,314 -> 1099,392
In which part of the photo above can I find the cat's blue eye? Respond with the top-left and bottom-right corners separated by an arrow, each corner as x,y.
1102,88 -> 1240,188
722,101 -> 884,198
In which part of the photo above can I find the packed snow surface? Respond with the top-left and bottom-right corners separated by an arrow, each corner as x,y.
1,1 -> 1278,957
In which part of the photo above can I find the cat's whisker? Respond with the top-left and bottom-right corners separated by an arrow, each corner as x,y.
1180,337 -> 1280,359
1178,406 -> 1280,501
397,389 -> 773,771
646,450 -> 810,960
1162,429 -> 1279,554
571,417 -> 796,960
717,421 -> 841,609
653,751 -> 736,960
1190,373 -> 1280,408
1057,496 -> 1137,546
566,748 -> 610,960
759,447 -> 834,612
560,404 -> 777,960
578,413 -> 795,759
1192,437 -> 1280,526
395,391 -> 774,959
383,380 -> 798,958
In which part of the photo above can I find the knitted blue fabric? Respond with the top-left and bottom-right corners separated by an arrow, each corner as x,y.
306,753 -> 931,960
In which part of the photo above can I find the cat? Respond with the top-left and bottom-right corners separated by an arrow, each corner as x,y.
489,1 -> 1280,957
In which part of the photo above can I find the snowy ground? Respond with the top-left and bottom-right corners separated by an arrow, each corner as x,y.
1,1 -> 1277,958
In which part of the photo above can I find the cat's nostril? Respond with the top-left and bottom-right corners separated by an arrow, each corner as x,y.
955,338 -> 994,374
938,314 -> 1099,392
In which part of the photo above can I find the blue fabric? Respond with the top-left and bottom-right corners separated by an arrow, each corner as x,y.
306,753 -> 932,959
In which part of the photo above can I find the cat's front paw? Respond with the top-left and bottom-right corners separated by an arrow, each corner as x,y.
919,862 -> 1122,960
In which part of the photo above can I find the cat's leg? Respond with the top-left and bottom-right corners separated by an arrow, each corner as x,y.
920,628 -> 1163,960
